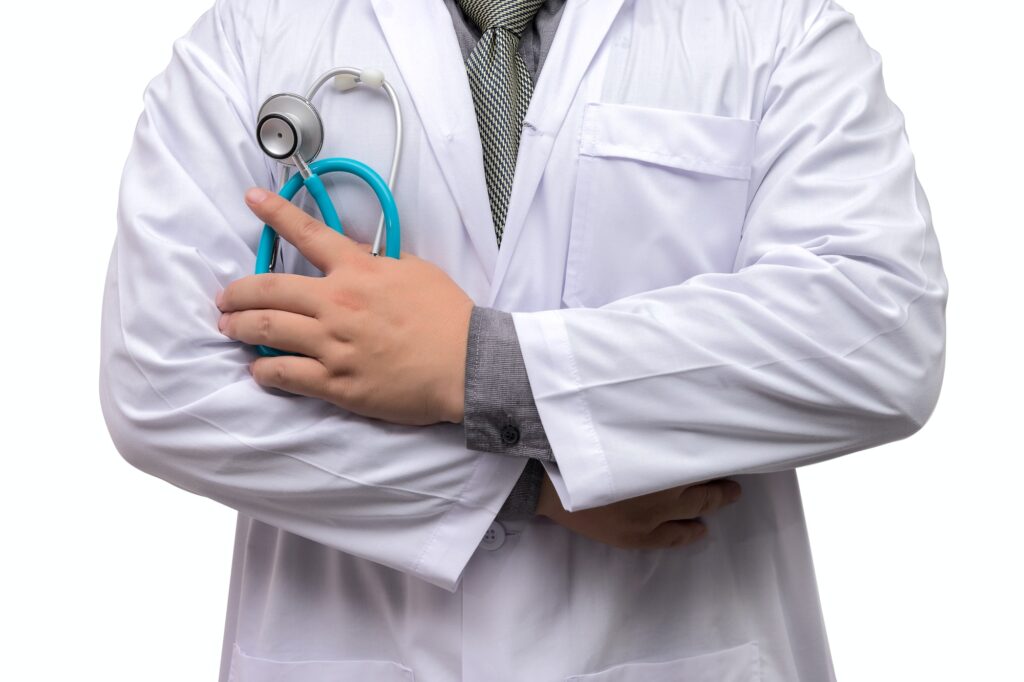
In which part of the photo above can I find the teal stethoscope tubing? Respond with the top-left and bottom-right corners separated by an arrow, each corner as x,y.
254,157 -> 401,356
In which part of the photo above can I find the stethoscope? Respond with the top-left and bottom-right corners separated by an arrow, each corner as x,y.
253,66 -> 404,356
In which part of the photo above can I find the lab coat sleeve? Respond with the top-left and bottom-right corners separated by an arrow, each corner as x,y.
512,0 -> 948,511
98,0 -> 519,592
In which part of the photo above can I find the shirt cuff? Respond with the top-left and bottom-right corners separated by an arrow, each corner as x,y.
496,458 -> 545,521
464,306 -> 555,461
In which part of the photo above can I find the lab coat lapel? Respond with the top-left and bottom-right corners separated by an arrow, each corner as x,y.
370,0 -> 498,277
488,0 -> 626,305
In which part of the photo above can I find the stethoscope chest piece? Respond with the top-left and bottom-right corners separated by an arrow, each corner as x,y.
256,93 -> 324,165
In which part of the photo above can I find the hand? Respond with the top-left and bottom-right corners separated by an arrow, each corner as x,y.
217,188 -> 474,426
535,472 -> 742,549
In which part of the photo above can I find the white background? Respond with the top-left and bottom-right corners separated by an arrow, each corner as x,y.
1,1 -> 1020,680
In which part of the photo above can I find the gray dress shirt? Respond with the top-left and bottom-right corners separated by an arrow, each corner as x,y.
443,0 -> 566,520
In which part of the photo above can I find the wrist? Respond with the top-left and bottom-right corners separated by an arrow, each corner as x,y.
442,379 -> 466,424
440,299 -> 472,424
535,469 -> 561,519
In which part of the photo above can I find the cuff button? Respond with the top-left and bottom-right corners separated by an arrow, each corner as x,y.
480,521 -> 507,551
499,424 -> 521,446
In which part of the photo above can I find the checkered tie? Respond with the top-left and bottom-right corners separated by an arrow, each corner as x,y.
458,0 -> 545,247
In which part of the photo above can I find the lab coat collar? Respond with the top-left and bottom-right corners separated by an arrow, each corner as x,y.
487,0 -> 625,302
370,0 -> 498,277
371,0 -> 625,294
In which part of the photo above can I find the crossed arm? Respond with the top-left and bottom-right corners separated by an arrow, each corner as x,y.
217,187 -> 742,548
99,2 -> 741,594
102,0 -> 945,591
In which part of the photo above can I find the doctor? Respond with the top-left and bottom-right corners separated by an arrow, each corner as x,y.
100,1 -> 947,681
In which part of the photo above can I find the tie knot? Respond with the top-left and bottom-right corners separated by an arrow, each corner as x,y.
458,0 -> 546,37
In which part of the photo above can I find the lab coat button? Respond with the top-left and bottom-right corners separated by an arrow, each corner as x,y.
500,424 -> 520,446
480,521 -> 506,550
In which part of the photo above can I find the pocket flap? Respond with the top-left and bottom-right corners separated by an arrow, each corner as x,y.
566,641 -> 760,682
579,103 -> 758,180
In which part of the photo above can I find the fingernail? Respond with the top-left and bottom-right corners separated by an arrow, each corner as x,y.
246,187 -> 269,204
218,313 -> 229,332
215,289 -> 224,309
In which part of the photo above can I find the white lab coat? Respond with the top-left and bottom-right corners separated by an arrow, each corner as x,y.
99,0 -> 947,680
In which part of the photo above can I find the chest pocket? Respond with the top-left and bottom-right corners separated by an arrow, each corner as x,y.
563,103 -> 758,308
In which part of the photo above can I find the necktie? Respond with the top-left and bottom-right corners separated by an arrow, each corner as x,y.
458,0 -> 545,247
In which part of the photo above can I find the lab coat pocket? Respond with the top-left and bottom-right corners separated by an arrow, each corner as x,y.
565,641 -> 760,682
563,103 -> 758,308
228,644 -> 416,682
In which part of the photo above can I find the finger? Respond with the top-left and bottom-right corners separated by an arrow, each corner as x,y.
218,273 -> 323,317
245,187 -> 357,273
250,355 -> 334,400
642,520 -> 707,549
674,479 -> 743,520
220,309 -> 328,358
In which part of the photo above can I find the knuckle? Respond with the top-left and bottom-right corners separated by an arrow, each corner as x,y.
328,286 -> 363,312
676,487 -> 701,519
265,201 -> 288,225
326,375 -> 353,403
659,523 -> 704,549
271,362 -> 289,385
254,359 -> 287,386
257,274 -> 277,297
661,536 -> 682,549
297,215 -> 322,241
327,280 -> 368,313
679,484 -> 717,518
323,345 -> 354,374
346,379 -> 369,404
698,485 -> 717,514
257,312 -> 273,341
351,250 -> 377,273
656,529 -> 678,547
